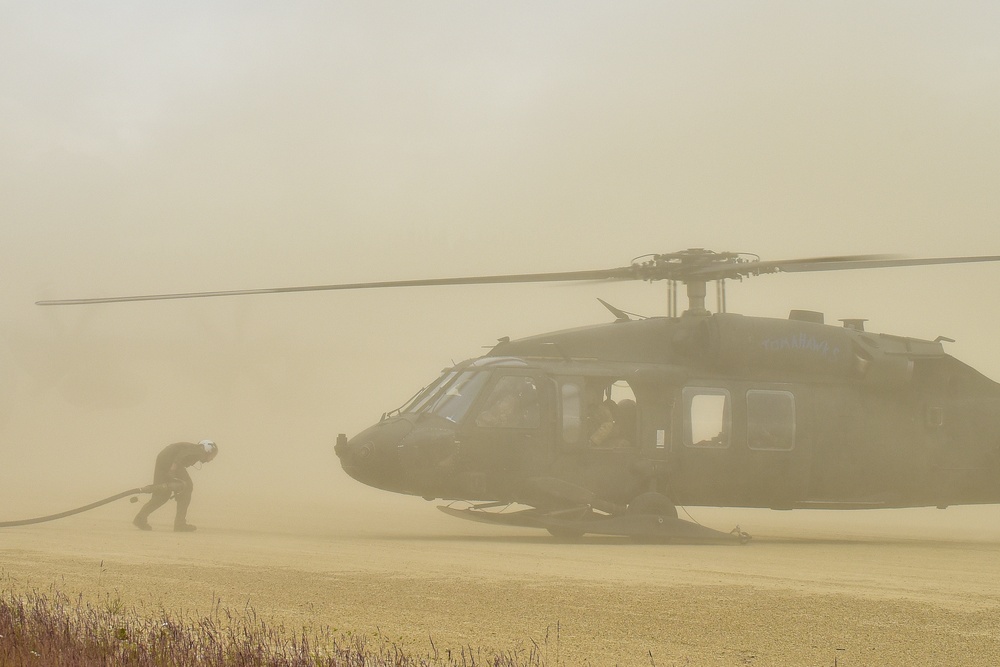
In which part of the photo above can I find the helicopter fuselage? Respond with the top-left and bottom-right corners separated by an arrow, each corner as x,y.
335,312 -> 1000,514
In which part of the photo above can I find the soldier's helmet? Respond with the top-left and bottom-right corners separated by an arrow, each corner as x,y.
198,439 -> 219,461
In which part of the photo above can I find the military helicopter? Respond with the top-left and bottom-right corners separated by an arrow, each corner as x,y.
38,249 -> 1000,542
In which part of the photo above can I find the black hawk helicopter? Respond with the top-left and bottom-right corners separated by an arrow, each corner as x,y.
38,250 -> 1000,542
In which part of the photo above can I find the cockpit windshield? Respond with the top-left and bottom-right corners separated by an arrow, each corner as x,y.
423,371 -> 490,423
399,369 -> 490,424
398,370 -> 458,414
397,358 -> 530,421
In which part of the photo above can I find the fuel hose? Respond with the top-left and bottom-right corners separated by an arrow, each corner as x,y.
0,483 -> 172,528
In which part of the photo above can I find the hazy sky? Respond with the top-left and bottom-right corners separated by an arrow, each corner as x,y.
2,2 -> 999,523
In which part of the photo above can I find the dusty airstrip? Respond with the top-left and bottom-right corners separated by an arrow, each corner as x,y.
2,493 -> 998,667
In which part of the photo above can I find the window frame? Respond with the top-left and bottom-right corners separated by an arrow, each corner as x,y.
746,389 -> 796,451
682,386 -> 732,449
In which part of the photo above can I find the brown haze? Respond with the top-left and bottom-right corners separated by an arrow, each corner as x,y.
2,3 -> 1000,665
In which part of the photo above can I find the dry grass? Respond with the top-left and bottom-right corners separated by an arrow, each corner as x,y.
0,588 -> 548,667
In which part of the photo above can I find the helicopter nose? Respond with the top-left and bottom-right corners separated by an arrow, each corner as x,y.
336,418 -> 414,492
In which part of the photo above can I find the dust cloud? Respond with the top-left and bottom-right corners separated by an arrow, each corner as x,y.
2,3 -> 1000,665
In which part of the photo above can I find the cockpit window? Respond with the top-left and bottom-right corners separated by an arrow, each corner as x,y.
399,370 -> 458,414
425,371 -> 490,423
475,376 -> 540,429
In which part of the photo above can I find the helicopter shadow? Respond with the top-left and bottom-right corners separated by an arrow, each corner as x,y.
350,532 -> 747,546
344,531 -> 1000,548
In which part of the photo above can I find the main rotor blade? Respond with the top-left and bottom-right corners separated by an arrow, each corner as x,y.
35,267 -> 635,306
688,254 -> 1000,280
684,254 -> 891,279
34,251 -> 1000,306
771,254 -> 1000,274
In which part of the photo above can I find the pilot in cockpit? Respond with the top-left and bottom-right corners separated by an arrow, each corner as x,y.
476,377 -> 539,428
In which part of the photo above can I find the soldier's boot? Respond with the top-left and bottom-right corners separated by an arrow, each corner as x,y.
174,494 -> 195,532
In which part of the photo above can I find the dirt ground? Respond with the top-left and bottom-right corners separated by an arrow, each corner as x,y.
2,496 -> 999,667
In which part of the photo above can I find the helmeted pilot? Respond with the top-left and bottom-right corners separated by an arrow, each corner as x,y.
133,440 -> 218,532
476,378 -> 539,428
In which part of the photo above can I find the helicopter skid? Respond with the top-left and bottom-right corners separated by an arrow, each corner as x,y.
438,505 -> 750,544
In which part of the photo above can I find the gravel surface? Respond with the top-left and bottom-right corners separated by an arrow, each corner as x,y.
2,502 -> 999,666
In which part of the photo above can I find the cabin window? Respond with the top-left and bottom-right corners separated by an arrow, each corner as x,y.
683,387 -> 731,448
746,390 -> 795,451
560,382 -> 582,443
474,375 -> 540,429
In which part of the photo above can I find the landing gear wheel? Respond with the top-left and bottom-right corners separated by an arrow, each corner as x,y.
625,492 -> 678,543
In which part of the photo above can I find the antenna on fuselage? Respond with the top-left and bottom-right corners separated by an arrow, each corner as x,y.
598,298 -> 631,322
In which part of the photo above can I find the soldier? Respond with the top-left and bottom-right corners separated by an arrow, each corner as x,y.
587,398 -> 617,447
133,440 -> 218,532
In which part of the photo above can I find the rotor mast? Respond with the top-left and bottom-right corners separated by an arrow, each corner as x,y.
684,279 -> 710,317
